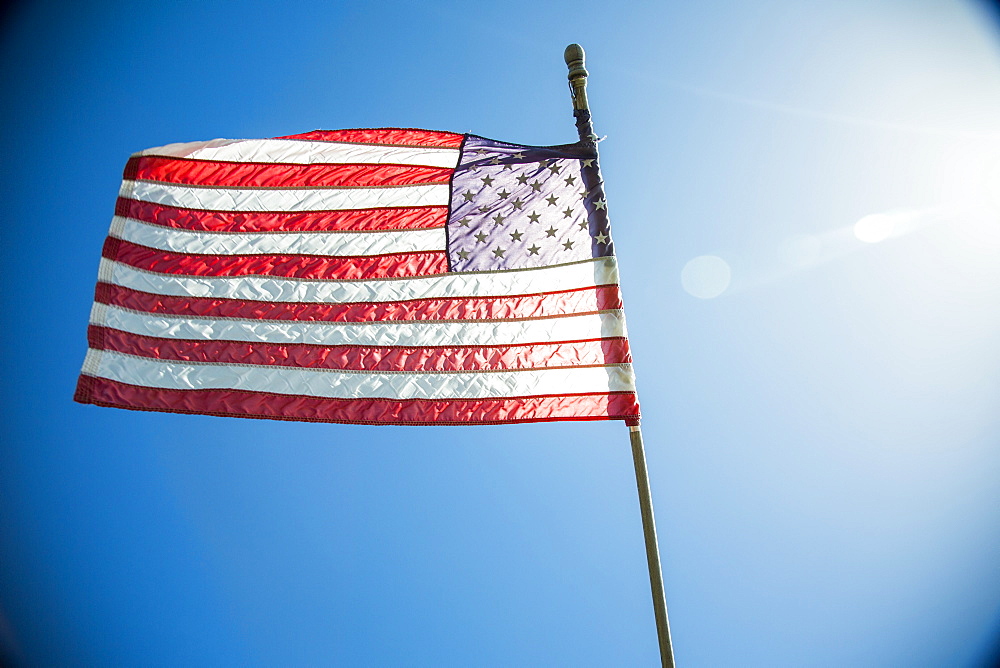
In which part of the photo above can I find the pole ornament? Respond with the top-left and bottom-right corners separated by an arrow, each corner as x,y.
564,44 -> 597,145
564,43 -> 591,114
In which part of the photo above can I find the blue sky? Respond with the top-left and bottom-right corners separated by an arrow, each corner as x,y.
2,1 -> 999,665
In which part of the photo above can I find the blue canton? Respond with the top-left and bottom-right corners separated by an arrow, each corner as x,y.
447,135 -> 614,272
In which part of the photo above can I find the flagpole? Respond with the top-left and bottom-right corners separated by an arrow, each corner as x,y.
565,44 -> 676,668
628,423 -> 676,668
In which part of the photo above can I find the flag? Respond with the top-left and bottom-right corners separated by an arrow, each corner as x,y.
74,128 -> 640,425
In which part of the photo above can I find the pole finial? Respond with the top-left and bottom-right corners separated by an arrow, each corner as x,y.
564,43 -> 590,113
564,43 -> 586,69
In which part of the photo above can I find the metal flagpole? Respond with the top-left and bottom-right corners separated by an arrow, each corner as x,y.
564,44 -> 677,668
628,423 -> 676,667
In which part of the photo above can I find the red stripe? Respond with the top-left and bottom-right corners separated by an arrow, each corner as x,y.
74,375 -> 640,425
95,283 -> 624,323
88,326 -> 632,372
115,198 -> 447,233
103,238 -> 448,280
274,128 -> 465,148
124,157 -> 453,188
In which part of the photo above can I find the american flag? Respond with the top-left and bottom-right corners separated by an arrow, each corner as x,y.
74,128 -> 640,425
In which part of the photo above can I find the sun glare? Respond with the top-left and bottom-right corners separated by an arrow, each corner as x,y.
853,212 -> 898,243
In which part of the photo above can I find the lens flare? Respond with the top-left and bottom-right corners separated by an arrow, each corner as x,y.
681,255 -> 731,299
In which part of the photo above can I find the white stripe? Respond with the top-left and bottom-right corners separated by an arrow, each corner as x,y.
94,305 -> 627,347
138,138 -> 460,168
122,180 -> 450,212
90,301 -> 108,327
100,256 -> 619,304
81,348 -> 103,376
109,216 -> 446,256
82,349 -> 635,399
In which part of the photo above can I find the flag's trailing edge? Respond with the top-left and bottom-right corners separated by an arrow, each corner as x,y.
74,128 -> 641,425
